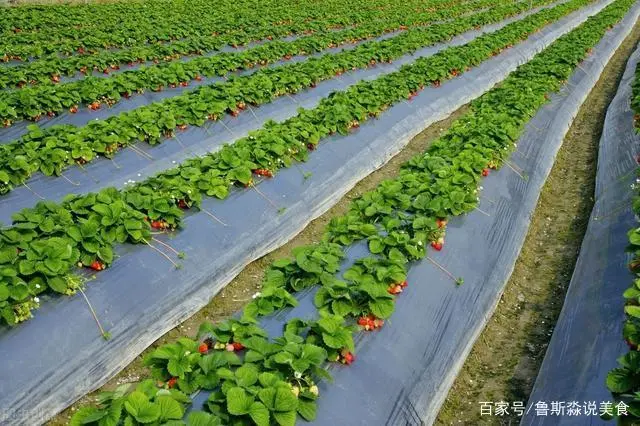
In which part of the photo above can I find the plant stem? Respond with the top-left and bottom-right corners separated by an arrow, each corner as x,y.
202,209 -> 229,226
427,256 -> 461,284
142,238 -> 180,268
250,182 -> 279,210
152,237 -> 181,256
78,287 -> 110,340
23,182 -> 44,199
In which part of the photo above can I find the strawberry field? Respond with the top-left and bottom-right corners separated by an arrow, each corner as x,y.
1,0 -> 640,424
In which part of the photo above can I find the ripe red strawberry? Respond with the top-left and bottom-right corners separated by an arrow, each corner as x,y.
89,260 -> 104,271
151,220 -> 167,230
431,241 -> 443,251
47,111 -> 55,118
481,168 -> 489,177
167,377 -> 178,388
357,317 -> 369,326
177,199 -> 188,209
341,350 -> 355,365
400,280 -> 408,288
69,105 -> 78,114
253,168 -> 273,178
232,342 -> 244,351
387,284 -> 402,295
89,101 -> 101,111
198,342 -> 209,354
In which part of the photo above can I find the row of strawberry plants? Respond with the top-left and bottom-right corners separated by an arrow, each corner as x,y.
1,0 -> 459,49
0,0 -> 526,128
65,1 -> 636,424
0,0 -> 577,196
605,61 -> 640,420
0,0 -> 480,89
0,0 -> 450,61
0,0 -> 599,324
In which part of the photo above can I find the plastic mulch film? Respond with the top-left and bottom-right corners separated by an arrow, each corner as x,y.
0,0 -> 623,423
520,20 -> 640,426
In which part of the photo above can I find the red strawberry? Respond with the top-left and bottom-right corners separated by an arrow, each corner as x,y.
232,342 -> 244,351
387,284 -> 402,295
195,75 -> 202,81
198,343 -> 209,354
481,168 -> 489,177
436,218 -> 447,228
177,199 -> 188,209
151,220 -> 166,230
69,105 -> 78,114
431,241 -> 443,251
89,260 -> 104,271
400,280 -> 408,288
167,377 -> 178,388
341,350 -> 355,365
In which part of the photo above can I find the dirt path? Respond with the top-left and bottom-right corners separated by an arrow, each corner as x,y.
435,18 -> 640,426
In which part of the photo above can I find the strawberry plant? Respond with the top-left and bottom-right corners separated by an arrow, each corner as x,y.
70,0 -> 636,424
0,0 -> 580,190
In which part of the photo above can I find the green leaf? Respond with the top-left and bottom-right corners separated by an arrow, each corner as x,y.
235,363 -> 259,387
369,239 -> 384,254
273,410 -> 297,426
69,406 -> 104,426
157,396 -> 184,421
625,305 -> 640,319
0,284 -> 9,301
369,298 -> 395,319
607,368 -> 635,393
226,387 -> 254,416
9,283 -> 29,301
47,276 -> 68,293
297,399 -> 317,421
186,411 -> 222,426
248,402 -> 270,426
273,387 -> 298,412
124,392 -> 160,424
